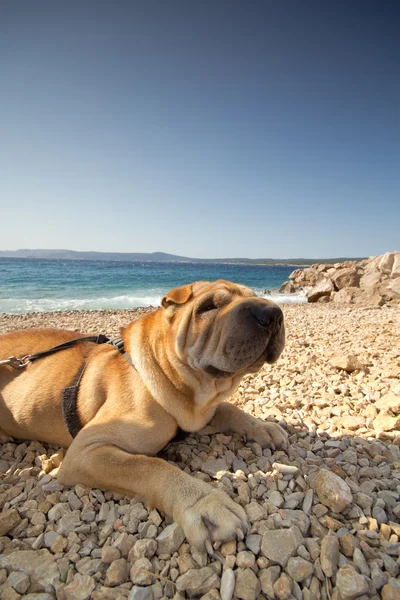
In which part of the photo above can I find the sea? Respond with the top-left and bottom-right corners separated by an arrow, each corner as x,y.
0,258 -> 305,314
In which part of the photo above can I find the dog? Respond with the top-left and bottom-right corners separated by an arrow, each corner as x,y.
0,280 -> 287,550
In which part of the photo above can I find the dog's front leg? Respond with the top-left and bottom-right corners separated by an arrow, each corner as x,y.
57,431 -> 248,550
208,402 -> 288,450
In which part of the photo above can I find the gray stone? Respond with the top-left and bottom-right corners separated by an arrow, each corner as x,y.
0,549 -> 60,593
175,567 -> 219,596
62,573 -> 96,600
286,556 -> 313,582
128,586 -> 154,600
313,469 -> 353,512
274,572 -> 293,600
234,567 -> 261,600
259,566 -> 281,597
130,558 -> 154,586
201,457 -> 228,478
155,523 -> 185,554
336,565 -> 369,600
261,526 -> 303,567
245,534 -> 262,554
6,571 -> 30,594
220,568 -> 235,600
0,509 -> 22,536
104,558 -> 128,586
320,532 -> 339,577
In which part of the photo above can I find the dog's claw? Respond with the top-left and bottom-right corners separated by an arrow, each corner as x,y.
205,539 -> 214,555
236,527 -> 244,540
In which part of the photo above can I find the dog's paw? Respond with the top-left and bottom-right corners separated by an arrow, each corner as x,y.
248,419 -> 288,450
180,488 -> 249,551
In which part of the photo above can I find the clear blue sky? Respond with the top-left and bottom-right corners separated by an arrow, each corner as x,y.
1,1 -> 399,259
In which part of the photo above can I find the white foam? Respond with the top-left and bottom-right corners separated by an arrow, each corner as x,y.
259,292 -> 307,304
0,294 -> 163,314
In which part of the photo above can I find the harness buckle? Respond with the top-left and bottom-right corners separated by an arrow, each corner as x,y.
6,355 -> 31,369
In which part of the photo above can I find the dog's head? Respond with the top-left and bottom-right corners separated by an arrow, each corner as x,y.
161,280 -> 285,378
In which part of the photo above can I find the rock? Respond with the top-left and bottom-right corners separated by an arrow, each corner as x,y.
359,270 -> 382,291
382,580 -> 400,600
339,533 -> 360,557
128,587 -> 154,600
333,416 -> 365,430
259,566 -> 281,597
286,556 -> 313,581
331,267 -> 361,290
329,353 -> 366,372
130,539 -> 157,560
104,558 -> 128,586
130,558 -> 154,586
336,565 -> 369,599
274,573 -> 293,600
375,393 -> 400,413
379,252 -> 397,275
0,509 -> 22,536
6,571 -> 30,594
0,460 -> 10,473
234,567 -> 261,600
62,573 -> 96,600
371,563 -> 388,590
279,280 -> 297,293
236,551 -> 255,568
392,253 -> 400,278
101,545 -> 121,564
155,523 -> 185,554
175,567 -> 219,596
307,279 -> 334,303
0,549 -> 60,592
20,595 -> 55,600
220,568 -> 235,600
245,501 -> 267,522
387,278 -> 400,299
313,469 -> 353,512
320,532 -> 339,577
201,457 -> 228,478
373,413 -> 400,432
245,533 -> 262,554
261,526 -> 303,567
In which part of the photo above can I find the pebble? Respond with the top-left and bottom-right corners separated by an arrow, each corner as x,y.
313,468 -> 353,512
234,567 -> 261,600
175,567 -> 220,596
220,568 -> 235,600
320,532 -> 339,577
274,572 -> 293,600
336,565 -> 369,599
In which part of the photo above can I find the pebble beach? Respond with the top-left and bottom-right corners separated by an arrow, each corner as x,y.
1,302 -> 400,600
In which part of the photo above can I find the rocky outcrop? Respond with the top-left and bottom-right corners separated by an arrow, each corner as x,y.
280,251 -> 400,304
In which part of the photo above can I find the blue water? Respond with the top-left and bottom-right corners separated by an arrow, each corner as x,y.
0,258 -> 305,314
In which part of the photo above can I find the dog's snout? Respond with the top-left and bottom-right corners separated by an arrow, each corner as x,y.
250,304 -> 283,329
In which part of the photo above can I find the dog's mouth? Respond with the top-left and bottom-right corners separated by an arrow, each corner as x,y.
203,344 -> 273,379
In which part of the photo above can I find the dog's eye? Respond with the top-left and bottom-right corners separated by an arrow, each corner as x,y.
198,301 -> 217,314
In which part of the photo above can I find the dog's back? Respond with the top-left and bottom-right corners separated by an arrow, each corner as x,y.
0,328 -> 90,446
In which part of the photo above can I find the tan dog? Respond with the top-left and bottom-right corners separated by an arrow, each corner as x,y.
0,280 -> 286,550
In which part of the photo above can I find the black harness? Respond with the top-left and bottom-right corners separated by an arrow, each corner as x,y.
1,335 -> 135,439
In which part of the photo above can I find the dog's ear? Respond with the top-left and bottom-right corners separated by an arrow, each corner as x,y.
161,284 -> 193,309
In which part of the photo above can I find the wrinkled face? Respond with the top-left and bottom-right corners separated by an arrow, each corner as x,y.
161,280 -> 285,378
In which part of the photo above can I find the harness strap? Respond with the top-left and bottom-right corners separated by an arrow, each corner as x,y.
60,335 -> 136,439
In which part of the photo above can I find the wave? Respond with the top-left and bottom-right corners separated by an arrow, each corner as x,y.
0,290 -> 307,314
259,291 -> 307,304
0,294 -> 163,314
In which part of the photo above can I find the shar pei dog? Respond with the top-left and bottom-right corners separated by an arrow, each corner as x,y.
0,280 -> 286,550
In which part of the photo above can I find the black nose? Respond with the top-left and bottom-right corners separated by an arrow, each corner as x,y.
250,304 -> 283,329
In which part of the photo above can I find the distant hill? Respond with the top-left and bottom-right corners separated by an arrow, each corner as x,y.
0,249 -> 366,266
